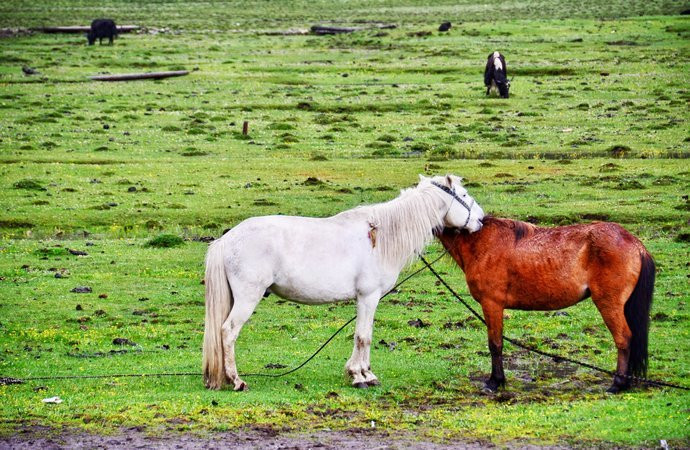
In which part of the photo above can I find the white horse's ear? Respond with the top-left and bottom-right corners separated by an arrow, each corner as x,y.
446,174 -> 463,186
418,174 -> 428,182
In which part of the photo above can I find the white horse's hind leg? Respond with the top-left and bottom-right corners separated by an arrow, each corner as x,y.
221,285 -> 262,391
345,291 -> 381,388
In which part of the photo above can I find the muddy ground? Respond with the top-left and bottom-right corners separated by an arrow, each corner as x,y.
0,426 -> 569,449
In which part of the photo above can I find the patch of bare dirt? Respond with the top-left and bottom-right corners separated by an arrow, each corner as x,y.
0,426 -> 570,449
0,28 -> 33,38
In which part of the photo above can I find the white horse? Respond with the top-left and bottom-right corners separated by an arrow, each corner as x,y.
203,174 -> 485,391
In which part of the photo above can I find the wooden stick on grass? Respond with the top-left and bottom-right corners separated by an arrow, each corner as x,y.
89,70 -> 189,82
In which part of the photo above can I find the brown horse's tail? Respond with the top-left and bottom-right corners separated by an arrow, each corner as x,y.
624,252 -> 655,378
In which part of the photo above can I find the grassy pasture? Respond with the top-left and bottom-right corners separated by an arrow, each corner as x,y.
0,0 -> 689,446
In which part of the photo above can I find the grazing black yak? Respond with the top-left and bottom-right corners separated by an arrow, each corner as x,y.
438,22 -> 452,32
87,19 -> 117,45
484,51 -> 510,98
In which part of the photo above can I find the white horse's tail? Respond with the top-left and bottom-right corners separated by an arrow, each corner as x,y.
202,239 -> 232,390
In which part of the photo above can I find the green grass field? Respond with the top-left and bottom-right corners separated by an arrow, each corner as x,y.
1,0 -> 689,446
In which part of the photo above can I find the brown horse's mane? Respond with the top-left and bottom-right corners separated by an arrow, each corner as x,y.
481,215 -> 533,242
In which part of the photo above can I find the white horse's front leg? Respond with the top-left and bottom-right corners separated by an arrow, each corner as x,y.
345,290 -> 381,388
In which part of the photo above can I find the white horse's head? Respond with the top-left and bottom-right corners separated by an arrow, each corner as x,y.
420,174 -> 485,233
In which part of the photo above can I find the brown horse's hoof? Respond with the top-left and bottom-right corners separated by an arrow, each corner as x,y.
607,374 -> 631,394
352,382 -> 369,389
482,379 -> 502,393
606,384 -> 627,394
365,379 -> 381,387
481,385 -> 497,394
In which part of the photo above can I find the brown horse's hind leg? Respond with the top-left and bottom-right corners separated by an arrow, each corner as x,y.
591,294 -> 633,394
481,300 -> 505,392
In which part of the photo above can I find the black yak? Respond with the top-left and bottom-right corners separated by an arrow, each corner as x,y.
87,19 -> 117,45
484,51 -> 510,98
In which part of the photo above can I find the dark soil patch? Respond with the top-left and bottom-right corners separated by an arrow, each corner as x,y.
675,232 -> 690,243
67,349 -> 131,358
407,318 -> 430,328
112,337 -> 137,346
605,40 -> 640,46
303,177 -> 325,186
613,179 -> 645,190
599,163 -> 621,172
0,427 -> 507,450
70,286 -> 92,294
652,176 -> 677,186
264,363 -> 288,369
13,179 -> 45,190
607,145 -> 631,157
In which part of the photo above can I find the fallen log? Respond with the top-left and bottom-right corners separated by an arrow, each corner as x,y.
260,28 -> 310,36
311,26 -> 358,35
310,23 -> 396,35
89,70 -> 189,82
33,25 -> 140,34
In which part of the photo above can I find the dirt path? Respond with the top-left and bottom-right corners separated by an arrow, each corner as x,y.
0,427 -> 565,449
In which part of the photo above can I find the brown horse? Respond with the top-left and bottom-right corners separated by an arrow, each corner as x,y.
438,217 -> 655,394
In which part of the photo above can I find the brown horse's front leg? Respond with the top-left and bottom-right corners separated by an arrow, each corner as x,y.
481,300 -> 505,393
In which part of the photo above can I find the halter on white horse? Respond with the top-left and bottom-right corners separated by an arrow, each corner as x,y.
202,174 -> 484,391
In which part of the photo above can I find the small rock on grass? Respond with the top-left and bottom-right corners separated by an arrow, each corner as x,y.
407,318 -> 429,328
71,286 -> 92,293
264,363 -> 287,369
112,338 -> 137,346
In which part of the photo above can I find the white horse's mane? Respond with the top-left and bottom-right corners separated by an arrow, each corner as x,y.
336,182 -> 445,268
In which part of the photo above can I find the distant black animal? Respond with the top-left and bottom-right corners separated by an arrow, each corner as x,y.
484,51 -> 510,98
87,19 -> 117,45
21,66 -> 39,76
439,22 -> 452,32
